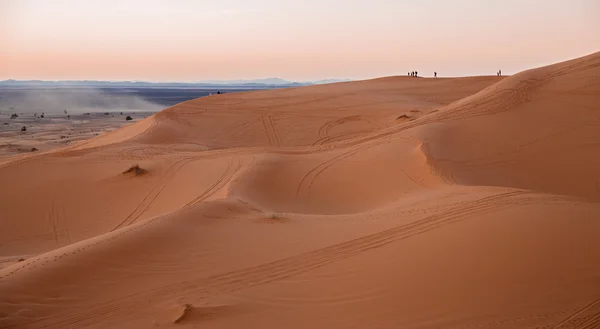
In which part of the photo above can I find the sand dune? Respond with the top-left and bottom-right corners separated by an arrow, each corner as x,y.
420,52 -> 600,201
0,52 -> 599,329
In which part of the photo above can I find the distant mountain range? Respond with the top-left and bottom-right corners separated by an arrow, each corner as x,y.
0,78 -> 352,88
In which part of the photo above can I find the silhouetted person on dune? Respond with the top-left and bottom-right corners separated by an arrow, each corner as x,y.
434,72 -> 437,78
415,71 -> 418,77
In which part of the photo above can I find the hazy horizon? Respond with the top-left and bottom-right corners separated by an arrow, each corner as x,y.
2,0 -> 599,81
0,77 -> 348,83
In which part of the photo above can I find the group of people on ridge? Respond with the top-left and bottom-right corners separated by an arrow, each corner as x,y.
408,71 -> 437,78
407,70 -> 502,78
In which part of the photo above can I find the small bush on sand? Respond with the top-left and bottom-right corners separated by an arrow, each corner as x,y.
126,116 -> 133,121
123,164 -> 147,176
264,212 -> 286,223
21,126 -> 26,131
10,113 -> 18,119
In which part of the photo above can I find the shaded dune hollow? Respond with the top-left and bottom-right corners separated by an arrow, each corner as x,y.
0,52 -> 600,329
230,138 -> 443,214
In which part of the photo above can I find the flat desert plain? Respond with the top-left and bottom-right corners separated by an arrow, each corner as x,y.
0,112 -> 152,158
1,52 -> 599,329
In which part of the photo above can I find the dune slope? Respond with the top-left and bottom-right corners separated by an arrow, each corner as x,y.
1,52 -> 599,329
420,51 -> 600,201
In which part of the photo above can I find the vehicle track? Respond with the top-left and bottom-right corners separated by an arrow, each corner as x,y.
312,131 -> 371,146
553,296 -> 600,328
295,143 -> 375,199
16,190 -> 536,329
183,158 -> 243,207
261,115 -> 281,146
111,157 -> 195,231
47,199 -> 71,247
317,115 -> 363,138
47,201 -> 60,248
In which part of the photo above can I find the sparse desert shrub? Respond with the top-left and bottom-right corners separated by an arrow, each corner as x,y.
21,126 -> 26,132
10,113 -> 18,119
18,258 -> 25,262
123,164 -> 147,176
31,147 -> 38,152
265,212 -> 286,223
126,116 -> 133,121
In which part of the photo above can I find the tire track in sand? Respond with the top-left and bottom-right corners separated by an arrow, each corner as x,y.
111,157 -> 194,231
174,191 -> 529,298
60,205 -> 72,245
19,191 -> 532,329
553,296 -> 600,328
261,115 -> 281,147
296,143 -> 374,199
47,199 -> 71,247
47,200 -> 60,248
184,158 -> 244,207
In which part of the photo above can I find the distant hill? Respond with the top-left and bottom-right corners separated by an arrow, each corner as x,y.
196,78 -> 294,85
0,78 -> 352,88
309,79 -> 352,84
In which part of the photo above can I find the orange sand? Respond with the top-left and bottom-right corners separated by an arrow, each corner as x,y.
1,52 -> 599,329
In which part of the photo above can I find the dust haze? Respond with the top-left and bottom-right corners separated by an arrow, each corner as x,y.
0,88 -> 164,114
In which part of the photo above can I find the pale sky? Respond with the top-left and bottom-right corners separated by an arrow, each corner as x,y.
1,0 -> 599,81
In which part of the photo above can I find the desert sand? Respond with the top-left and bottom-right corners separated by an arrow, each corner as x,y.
0,52 -> 599,329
